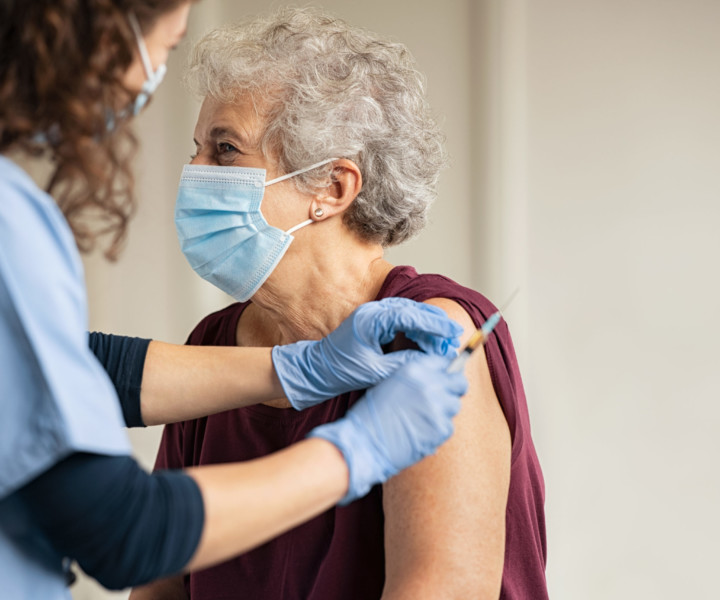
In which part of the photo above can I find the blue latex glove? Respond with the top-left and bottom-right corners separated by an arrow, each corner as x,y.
308,353 -> 468,504
271,297 -> 463,410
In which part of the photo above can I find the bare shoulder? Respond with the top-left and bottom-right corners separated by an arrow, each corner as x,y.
381,295 -> 511,599
421,297 -> 477,342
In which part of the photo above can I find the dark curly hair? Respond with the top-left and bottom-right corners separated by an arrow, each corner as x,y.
0,0 -> 192,259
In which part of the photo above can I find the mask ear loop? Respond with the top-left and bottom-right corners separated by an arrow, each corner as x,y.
285,219 -> 314,235
266,157 -> 339,234
264,157 -> 339,186
127,12 -> 155,79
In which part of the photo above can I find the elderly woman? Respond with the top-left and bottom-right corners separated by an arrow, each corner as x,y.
132,7 -> 547,600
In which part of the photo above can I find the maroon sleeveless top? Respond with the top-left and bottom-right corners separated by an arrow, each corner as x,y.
155,266 -> 547,599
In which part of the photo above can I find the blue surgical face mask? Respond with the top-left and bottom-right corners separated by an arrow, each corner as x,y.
175,158 -> 337,301
127,12 -> 167,116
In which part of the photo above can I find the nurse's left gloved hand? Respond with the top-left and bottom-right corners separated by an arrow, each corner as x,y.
271,297 -> 462,410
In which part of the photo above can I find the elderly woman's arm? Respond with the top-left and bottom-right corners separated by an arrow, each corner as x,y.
381,298 -> 512,600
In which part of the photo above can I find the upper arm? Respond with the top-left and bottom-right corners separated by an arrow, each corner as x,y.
17,453 -> 203,590
87,333 -> 151,428
133,424 -> 192,598
382,298 -> 511,600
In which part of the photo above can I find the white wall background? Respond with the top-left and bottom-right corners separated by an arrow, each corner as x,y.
73,0 -> 720,598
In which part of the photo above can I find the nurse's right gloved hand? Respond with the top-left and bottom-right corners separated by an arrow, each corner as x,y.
272,297 -> 463,410
308,353 -> 468,505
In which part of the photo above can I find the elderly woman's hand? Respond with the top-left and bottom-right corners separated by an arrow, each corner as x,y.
271,298 -> 462,410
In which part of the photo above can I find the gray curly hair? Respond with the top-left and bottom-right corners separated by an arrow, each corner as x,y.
184,6 -> 448,246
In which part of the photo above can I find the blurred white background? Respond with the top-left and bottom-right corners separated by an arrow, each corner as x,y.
73,0 -> 720,598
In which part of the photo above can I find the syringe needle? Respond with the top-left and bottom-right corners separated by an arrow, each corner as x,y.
446,288 -> 520,373
498,287 -> 520,314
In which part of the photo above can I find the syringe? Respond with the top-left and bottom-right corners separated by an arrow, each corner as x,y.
446,289 -> 519,373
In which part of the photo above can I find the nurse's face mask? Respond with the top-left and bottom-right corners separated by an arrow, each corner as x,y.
127,12 -> 167,116
33,12 -> 166,143
175,158 -> 337,302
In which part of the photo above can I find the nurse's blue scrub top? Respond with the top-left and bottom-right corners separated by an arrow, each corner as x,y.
0,155 -> 131,598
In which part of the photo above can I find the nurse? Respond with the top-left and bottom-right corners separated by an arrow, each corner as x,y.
0,1 -> 468,597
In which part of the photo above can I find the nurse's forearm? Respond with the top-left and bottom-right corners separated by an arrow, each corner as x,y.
185,437 -> 348,571
140,341 -> 285,426
88,333 -> 285,426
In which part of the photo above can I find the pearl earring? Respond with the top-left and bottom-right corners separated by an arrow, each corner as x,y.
314,208 -> 324,218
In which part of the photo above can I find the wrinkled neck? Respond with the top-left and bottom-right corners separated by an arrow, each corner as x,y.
249,247 -> 393,344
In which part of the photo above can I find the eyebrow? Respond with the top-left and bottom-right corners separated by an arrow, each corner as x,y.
209,126 -> 244,141
194,126 -> 253,148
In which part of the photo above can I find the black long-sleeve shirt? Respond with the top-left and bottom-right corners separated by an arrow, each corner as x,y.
16,333 -> 204,589
88,331 -> 151,428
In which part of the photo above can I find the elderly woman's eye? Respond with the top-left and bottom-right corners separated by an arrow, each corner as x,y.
218,142 -> 239,155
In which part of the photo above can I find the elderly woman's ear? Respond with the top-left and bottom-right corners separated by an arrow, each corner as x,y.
311,159 -> 362,221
